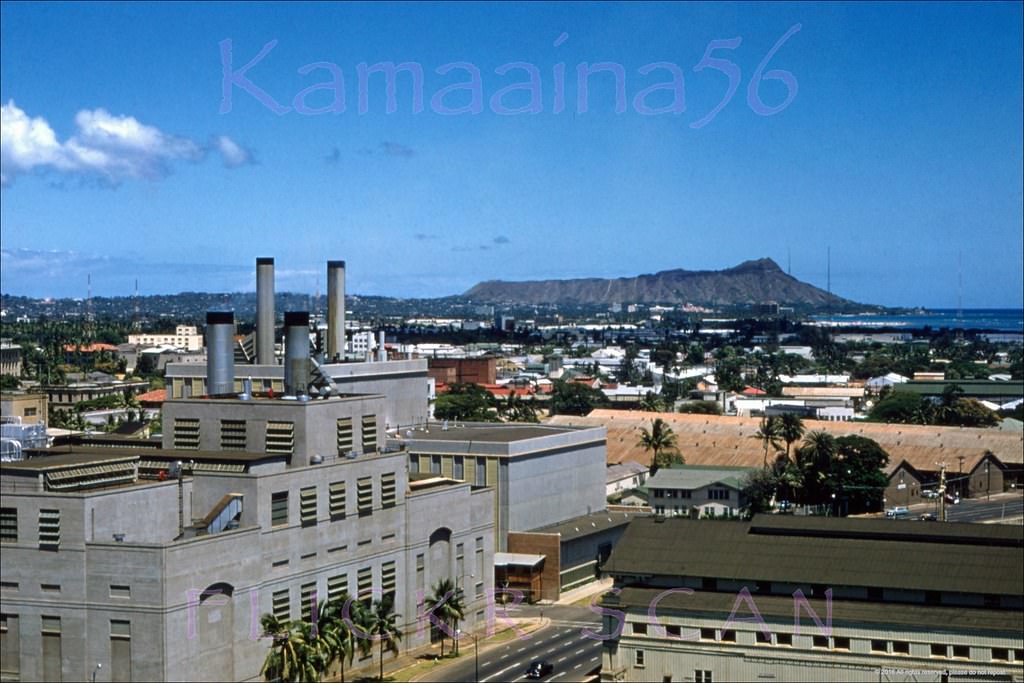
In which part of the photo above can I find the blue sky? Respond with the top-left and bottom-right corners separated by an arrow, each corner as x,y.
1,1 -> 1022,308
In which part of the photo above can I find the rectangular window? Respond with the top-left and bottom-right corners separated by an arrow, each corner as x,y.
0,582 -> 17,591
272,558 -> 289,569
0,508 -> 17,543
475,457 -> 486,486
720,629 -> 736,643
634,649 -> 645,667
41,584 -> 60,593
361,415 -> 378,452
357,477 -> 373,515
695,671 -> 712,683
266,421 -> 295,455
109,585 -> 131,599
453,456 -> 464,480
357,567 -> 373,604
416,554 -> 425,593
633,622 -> 648,635
665,624 -> 681,637
382,561 -> 396,598
173,418 -> 200,449
409,454 -> 420,474
337,417 -> 354,454
381,472 -> 397,508
991,648 -> 1009,661
300,487 -> 317,526
756,630 -> 771,645
327,574 -> 348,603
476,536 -> 484,579
700,628 -> 715,641
893,641 -> 910,655
430,455 -> 441,474
931,644 -> 948,658
456,543 -> 465,581
952,645 -> 969,659
24,407 -> 37,417
833,637 -> 850,651
329,481 -> 346,520
813,635 -> 829,649
1,614 -> 19,679
220,419 -> 247,450
300,582 -> 317,621
39,509 -> 60,549
776,633 -> 792,647
871,640 -> 888,653
272,589 -> 290,620
271,491 -> 289,527
110,620 -> 131,683
42,616 -> 61,683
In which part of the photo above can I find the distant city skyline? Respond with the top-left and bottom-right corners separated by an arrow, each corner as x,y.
1,2 -> 1022,308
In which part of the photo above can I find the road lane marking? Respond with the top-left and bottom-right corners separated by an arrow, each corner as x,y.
574,648 -> 585,655
557,656 -> 567,663
574,663 -> 582,669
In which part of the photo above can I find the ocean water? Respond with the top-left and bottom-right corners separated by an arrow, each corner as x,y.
809,308 -> 1024,333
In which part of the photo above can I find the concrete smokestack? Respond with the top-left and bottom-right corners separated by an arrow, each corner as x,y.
327,260 -> 346,361
284,311 -> 311,397
377,330 -> 386,362
206,311 -> 235,396
256,257 -> 276,365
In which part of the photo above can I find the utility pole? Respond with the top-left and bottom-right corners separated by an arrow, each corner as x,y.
937,463 -> 947,522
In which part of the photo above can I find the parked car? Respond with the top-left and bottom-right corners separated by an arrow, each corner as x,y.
526,660 -> 554,679
777,500 -> 793,512
945,493 -> 960,505
921,490 -> 939,499
885,506 -> 910,519
920,513 -> 937,521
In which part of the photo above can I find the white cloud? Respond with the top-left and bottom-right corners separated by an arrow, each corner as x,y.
0,100 -> 251,187
213,135 -> 254,168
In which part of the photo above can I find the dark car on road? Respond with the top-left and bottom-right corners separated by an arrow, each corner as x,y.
526,660 -> 554,679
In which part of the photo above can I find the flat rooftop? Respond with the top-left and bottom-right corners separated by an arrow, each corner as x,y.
531,509 -> 639,541
397,423 -> 591,444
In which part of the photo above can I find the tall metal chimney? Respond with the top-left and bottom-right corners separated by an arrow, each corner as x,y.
256,257 -> 275,365
284,311 -> 311,397
327,260 -> 346,361
377,330 -> 387,362
206,311 -> 235,396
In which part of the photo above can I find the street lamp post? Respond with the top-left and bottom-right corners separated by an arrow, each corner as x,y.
986,462 -> 991,501
91,663 -> 102,683
454,573 -> 474,656
456,629 -> 479,683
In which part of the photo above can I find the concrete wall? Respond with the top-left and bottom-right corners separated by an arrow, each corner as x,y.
506,441 -> 606,534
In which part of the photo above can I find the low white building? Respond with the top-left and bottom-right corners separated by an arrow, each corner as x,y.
127,325 -> 203,352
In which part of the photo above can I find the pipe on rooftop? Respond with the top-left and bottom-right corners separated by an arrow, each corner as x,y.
206,311 -> 235,396
256,257 -> 275,365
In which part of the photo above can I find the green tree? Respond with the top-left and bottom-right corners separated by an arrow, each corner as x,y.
869,391 -> 934,425
549,380 -> 607,416
365,594 -> 402,681
0,374 -> 20,391
795,431 -> 837,506
434,383 -> 497,422
317,595 -> 358,683
639,391 -> 665,413
637,418 -> 680,476
753,416 -> 783,469
259,614 -> 323,683
424,578 -> 465,658
677,400 -> 722,415
740,468 -> 778,519
778,414 -> 805,459
830,435 -> 890,515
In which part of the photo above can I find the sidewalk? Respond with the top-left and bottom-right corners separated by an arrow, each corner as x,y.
553,576 -> 614,607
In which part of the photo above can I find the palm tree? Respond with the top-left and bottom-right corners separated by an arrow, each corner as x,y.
639,391 -> 664,413
778,414 -> 805,460
796,431 -> 836,506
365,594 -> 402,681
637,418 -> 678,476
753,416 -> 783,469
424,578 -> 465,658
317,595 -> 356,683
259,614 -> 323,683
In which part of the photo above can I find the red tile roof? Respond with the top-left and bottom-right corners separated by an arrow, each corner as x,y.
135,388 -> 167,404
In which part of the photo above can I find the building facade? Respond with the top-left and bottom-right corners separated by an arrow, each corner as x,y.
127,326 -> 204,352
1,394 -> 495,682
599,515 -> 1024,683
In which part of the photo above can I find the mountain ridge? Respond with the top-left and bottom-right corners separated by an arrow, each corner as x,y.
463,258 -> 856,307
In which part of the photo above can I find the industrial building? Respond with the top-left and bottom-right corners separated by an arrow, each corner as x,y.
0,308 -> 495,682
599,515 -> 1024,682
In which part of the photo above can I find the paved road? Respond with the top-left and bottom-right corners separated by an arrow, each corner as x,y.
419,604 -> 603,683
902,493 -> 1023,523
